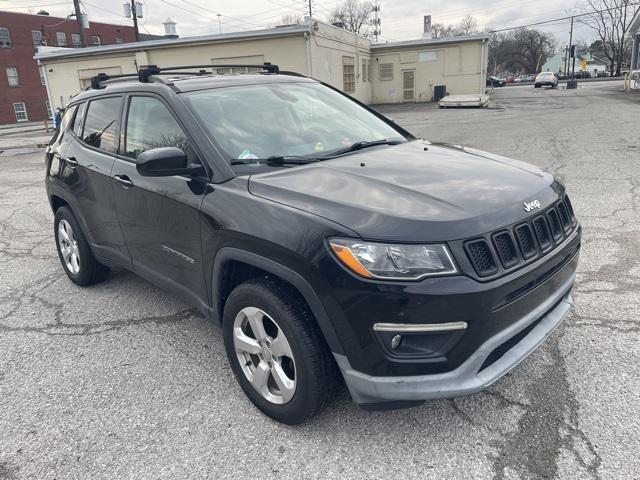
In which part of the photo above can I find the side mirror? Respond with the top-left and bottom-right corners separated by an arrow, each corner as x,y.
136,147 -> 205,177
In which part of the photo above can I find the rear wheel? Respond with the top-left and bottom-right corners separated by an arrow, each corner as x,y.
222,279 -> 339,424
54,206 -> 109,286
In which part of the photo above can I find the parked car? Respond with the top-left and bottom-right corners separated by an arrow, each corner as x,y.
487,75 -> 506,87
45,64 -> 581,424
534,72 -> 558,88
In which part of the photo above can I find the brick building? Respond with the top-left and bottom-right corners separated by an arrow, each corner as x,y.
0,10 -> 137,124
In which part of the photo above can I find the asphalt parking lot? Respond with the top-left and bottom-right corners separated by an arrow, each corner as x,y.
1,80 -> 638,480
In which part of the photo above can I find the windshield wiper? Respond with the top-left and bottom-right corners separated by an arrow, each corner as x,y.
320,139 -> 405,158
230,155 -> 320,166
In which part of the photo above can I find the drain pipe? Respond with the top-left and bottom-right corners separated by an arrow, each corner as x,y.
305,31 -> 313,77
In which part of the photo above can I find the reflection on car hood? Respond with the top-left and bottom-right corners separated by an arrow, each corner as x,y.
248,141 -> 562,241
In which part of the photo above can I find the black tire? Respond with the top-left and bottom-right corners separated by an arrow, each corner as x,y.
54,206 -> 110,286
222,278 -> 339,425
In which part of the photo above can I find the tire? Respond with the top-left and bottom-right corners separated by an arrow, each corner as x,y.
222,278 -> 339,425
534,84 -> 540,88
54,206 -> 110,286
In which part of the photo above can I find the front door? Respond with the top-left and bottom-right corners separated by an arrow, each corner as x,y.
402,70 -> 415,101
111,94 -> 208,308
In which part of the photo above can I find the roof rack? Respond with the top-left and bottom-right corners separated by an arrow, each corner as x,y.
89,62 -> 281,89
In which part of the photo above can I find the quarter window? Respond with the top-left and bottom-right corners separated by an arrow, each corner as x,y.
82,97 -> 122,153
0,27 -> 11,48
342,56 -> 355,93
32,30 -> 43,46
73,102 -> 86,137
125,96 -> 190,158
379,63 -> 393,81
6,67 -> 19,86
56,32 -> 67,46
13,102 -> 28,122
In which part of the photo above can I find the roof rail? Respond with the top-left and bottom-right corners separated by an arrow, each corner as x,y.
89,62 -> 281,89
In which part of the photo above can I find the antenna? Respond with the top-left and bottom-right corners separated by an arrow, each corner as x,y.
371,4 -> 381,42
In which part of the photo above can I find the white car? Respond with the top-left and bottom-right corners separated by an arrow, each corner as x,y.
534,72 -> 558,88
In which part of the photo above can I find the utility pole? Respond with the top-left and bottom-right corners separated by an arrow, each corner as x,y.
131,0 -> 140,42
566,16 -> 574,77
216,14 -> 222,34
308,0 -> 312,17
72,0 -> 86,47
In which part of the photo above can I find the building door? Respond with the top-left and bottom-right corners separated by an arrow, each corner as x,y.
402,70 -> 415,101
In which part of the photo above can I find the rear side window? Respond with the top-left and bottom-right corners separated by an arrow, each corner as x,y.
124,96 -> 190,158
72,102 -> 86,137
52,104 -> 77,144
82,97 -> 122,153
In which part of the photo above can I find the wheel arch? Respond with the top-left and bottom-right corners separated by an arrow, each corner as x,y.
211,247 -> 345,356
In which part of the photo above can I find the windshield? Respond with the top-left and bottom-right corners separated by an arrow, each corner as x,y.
183,82 -> 407,162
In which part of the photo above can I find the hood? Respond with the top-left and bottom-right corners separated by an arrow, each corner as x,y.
248,141 -> 563,242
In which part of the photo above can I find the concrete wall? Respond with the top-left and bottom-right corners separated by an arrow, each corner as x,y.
370,39 -> 487,104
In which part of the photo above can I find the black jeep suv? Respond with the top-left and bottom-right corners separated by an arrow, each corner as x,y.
46,64 -> 580,424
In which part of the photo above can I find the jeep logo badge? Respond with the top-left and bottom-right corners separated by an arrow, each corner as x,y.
523,200 -> 541,212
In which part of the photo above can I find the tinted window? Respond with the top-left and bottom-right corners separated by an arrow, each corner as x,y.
53,104 -> 76,143
82,97 -> 121,153
72,102 -> 85,137
125,96 -> 190,158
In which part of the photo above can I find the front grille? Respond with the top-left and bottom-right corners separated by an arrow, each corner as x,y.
492,231 -> 518,268
465,239 -> 497,276
515,224 -> 537,259
532,216 -> 552,251
461,194 -> 578,280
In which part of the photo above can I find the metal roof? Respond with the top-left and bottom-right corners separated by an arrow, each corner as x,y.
371,32 -> 489,50
35,24 -> 313,61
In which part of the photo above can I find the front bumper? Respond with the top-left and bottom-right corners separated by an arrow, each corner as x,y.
334,272 -> 574,405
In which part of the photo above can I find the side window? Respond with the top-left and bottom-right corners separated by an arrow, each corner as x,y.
82,97 -> 122,153
72,102 -> 86,137
125,96 -> 190,158
55,104 -> 77,143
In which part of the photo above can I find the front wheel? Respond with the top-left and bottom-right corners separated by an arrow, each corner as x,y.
222,279 -> 339,424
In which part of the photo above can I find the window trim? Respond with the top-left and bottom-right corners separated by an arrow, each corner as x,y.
0,27 -> 11,48
13,102 -> 28,122
342,56 -> 356,93
118,93 -> 206,175
379,63 -> 394,81
77,95 -> 124,155
6,66 -> 19,87
92,35 -> 101,46
56,31 -> 67,47
31,30 -> 43,47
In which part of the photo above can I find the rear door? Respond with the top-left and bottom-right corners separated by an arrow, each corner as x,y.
111,94 -> 209,308
58,96 -> 129,264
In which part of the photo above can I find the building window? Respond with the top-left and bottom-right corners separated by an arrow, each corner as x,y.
0,27 -> 11,48
92,35 -> 101,46
115,37 -> 124,44
362,60 -> 367,82
32,30 -> 43,46
46,100 -> 53,120
56,32 -> 67,46
379,63 -> 393,81
71,33 -> 81,47
342,56 -> 355,93
39,66 -> 46,86
13,102 -> 28,122
6,67 -> 19,87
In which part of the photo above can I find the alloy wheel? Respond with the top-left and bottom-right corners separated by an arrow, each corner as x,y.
233,306 -> 297,405
58,219 -> 80,274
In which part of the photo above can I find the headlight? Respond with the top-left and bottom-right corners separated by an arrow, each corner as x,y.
329,238 -> 457,280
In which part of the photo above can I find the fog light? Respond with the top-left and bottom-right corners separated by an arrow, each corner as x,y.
391,334 -> 402,350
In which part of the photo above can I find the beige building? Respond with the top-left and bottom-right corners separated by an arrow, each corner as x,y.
35,18 -> 488,109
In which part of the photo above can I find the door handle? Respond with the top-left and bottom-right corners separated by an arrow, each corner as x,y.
65,157 -> 78,167
113,174 -> 134,188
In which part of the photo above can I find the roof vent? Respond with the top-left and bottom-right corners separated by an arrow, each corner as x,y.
37,10 -> 50,15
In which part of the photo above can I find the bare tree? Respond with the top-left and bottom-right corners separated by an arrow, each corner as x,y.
431,15 -> 479,38
328,0 -> 373,35
457,14 -> 479,35
575,0 -> 639,76
277,14 -> 304,26
489,28 -> 556,74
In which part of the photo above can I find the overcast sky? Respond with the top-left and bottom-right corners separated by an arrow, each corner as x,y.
1,0 -> 595,45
